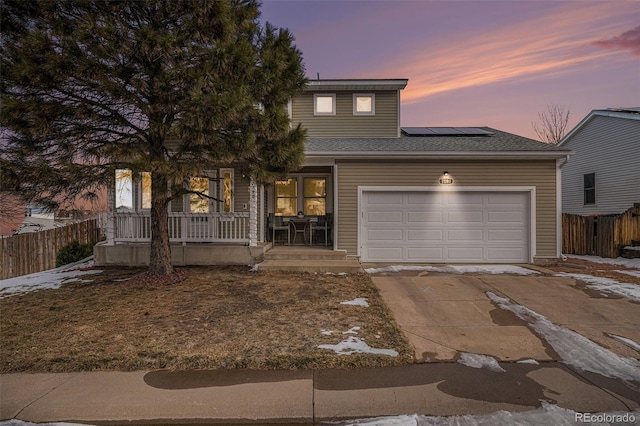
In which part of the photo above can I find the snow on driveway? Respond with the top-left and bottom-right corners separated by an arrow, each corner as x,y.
457,353 -> 505,373
0,258 -> 101,299
487,292 -> 640,383
336,403 -> 640,425
365,265 -> 539,275
555,272 -> 640,302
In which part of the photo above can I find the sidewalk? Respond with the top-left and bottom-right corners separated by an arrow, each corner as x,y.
2,362 -> 639,425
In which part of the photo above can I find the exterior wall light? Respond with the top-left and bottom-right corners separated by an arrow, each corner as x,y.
440,171 -> 454,185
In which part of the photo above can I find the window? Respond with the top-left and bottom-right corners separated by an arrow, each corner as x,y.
353,94 -> 375,115
190,177 -> 210,213
221,169 -> 234,212
115,169 -> 133,211
275,178 -> 297,216
141,172 -> 152,209
584,173 -> 595,205
314,93 -> 336,115
304,178 -> 326,216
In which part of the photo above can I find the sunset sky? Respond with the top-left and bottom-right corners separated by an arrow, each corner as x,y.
261,0 -> 640,139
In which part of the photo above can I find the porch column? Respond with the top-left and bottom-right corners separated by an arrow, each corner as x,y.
106,183 -> 115,244
249,175 -> 258,247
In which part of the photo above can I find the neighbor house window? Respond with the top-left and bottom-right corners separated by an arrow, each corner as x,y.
141,172 -> 152,209
584,173 -> 595,205
115,169 -> 133,211
220,169 -> 234,213
314,93 -> 336,115
304,177 -> 326,216
353,94 -> 375,115
190,177 -> 210,213
275,178 -> 297,216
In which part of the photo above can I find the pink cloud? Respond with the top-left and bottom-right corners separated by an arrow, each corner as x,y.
593,26 -> 640,56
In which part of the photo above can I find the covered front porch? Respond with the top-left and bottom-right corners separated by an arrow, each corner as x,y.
94,165 -> 337,266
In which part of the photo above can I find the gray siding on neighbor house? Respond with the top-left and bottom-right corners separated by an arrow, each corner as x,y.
562,115 -> 640,215
336,160 -> 558,259
291,91 -> 399,138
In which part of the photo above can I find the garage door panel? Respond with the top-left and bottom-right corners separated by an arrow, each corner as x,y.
407,211 -> 443,223
367,211 -> 403,223
488,211 -> 525,223
407,247 -> 444,261
488,247 -> 526,262
447,229 -> 484,242
488,229 -> 526,241
407,192 -> 444,205
367,247 -> 403,261
408,229 -> 444,241
448,211 -> 484,223
367,192 -> 403,204
361,191 -> 529,263
367,229 -> 403,241
446,247 -> 485,261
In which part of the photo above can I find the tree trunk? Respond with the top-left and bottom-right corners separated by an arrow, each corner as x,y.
148,171 -> 174,275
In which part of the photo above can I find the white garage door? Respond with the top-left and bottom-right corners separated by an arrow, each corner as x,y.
361,190 -> 530,263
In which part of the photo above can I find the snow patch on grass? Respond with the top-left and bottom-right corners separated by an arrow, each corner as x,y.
487,292 -> 640,382
0,259 -> 101,299
566,254 -> 640,269
318,336 -> 399,357
556,272 -> 640,302
341,297 -> 370,307
457,352 -> 505,373
616,269 -> 640,278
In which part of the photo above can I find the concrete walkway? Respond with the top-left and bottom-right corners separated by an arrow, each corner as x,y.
2,362 -> 639,425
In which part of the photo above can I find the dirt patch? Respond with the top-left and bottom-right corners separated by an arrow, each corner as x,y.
0,266 -> 414,373
546,259 -> 640,286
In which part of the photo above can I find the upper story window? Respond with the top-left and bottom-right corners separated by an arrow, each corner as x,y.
314,93 -> 336,115
353,94 -> 375,116
584,173 -> 595,205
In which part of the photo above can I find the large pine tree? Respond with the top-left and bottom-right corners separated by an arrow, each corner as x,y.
1,0 -> 307,276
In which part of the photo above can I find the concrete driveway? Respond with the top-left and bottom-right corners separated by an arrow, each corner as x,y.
366,265 -> 640,364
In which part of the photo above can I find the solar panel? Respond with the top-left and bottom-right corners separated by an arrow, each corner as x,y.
401,127 -> 494,137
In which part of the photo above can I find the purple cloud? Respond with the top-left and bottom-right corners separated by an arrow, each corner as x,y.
593,25 -> 640,56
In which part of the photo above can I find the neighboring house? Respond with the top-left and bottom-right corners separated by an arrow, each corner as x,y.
559,108 -> 640,216
95,78 -> 572,266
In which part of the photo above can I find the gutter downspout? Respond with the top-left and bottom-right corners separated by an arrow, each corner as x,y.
557,154 -> 570,260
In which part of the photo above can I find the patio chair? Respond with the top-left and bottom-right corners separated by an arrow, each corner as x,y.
313,213 -> 332,246
270,214 -> 291,245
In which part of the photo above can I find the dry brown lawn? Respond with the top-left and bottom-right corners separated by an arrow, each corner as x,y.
0,266 -> 414,372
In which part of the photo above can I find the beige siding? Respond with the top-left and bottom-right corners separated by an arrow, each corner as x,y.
336,160 -> 558,259
292,91 -> 398,138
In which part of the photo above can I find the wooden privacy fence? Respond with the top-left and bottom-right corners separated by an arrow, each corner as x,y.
0,219 -> 100,280
563,204 -> 640,258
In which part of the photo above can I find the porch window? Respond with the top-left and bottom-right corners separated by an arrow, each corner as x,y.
275,178 -> 297,216
115,169 -> 133,211
141,172 -> 152,209
190,177 -> 210,213
304,177 -> 326,216
221,169 -> 234,213
584,173 -> 595,205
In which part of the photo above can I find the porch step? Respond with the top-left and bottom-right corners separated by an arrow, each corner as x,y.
264,246 -> 348,261
258,259 -> 363,274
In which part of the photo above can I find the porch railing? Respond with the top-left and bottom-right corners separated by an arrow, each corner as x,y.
113,211 -> 249,243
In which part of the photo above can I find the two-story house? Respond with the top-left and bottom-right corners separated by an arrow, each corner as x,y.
95,78 -> 572,266
559,108 -> 640,216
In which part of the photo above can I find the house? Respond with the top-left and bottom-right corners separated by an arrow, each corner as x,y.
95,78 -> 572,266
558,108 -> 640,216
